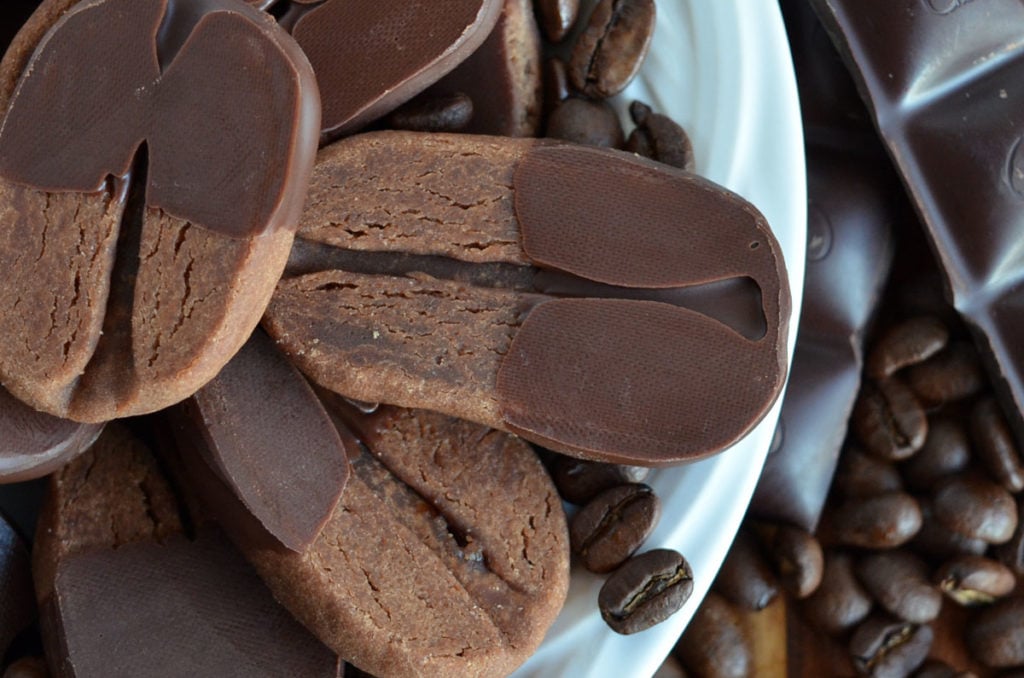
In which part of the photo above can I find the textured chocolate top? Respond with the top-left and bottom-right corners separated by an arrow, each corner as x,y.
181,330 -> 350,552
288,0 -> 502,138
499,145 -> 791,463
0,385 -> 103,483
0,0 -> 318,238
52,529 -> 340,678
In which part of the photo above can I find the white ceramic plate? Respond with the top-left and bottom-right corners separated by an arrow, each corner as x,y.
512,1 -> 806,676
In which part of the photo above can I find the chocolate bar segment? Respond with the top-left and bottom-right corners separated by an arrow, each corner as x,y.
180,330 -> 350,552
808,0 -> 1024,443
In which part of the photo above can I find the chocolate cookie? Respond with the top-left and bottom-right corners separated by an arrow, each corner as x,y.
0,0 -> 320,422
32,424 -> 340,678
189,403 -> 569,678
280,0 -> 503,140
0,384 -> 103,483
265,131 -> 791,465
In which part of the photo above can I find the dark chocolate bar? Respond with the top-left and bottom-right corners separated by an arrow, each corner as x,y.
808,0 -> 1024,444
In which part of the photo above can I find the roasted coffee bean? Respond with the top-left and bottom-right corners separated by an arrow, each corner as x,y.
852,378 -> 927,461
966,597 -> 1024,669
598,549 -> 693,634
856,551 -> 941,623
970,397 -> 1024,494
674,592 -> 752,678
835,445 -> 904,499
912,659 -> 976,678
801,551 -> 873,636
386,92 -> 474,133
2,657 -> 48,678
625,101 -> 696,171
901,418 -> 971,492
994,499 -> 1024,576
652,654 -> 689,678
932,472 -> 1018,544
568,0 -> 655,98
866,316 -> 949,380
713,528 -> 779,611
570,483 -> 660,573
934,555 -> 1016,606
545,97 -> 624,148
911,501 -> 989,561
905,341 -> 984,406
821,491 -> 922,549
535,0 -> 578,42
849,614 -> 933,678
766,524 -> 824,599
549,456 -> 649,505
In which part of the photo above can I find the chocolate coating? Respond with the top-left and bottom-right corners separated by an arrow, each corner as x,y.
0,385 -> 102,483
179,330 -> 350,552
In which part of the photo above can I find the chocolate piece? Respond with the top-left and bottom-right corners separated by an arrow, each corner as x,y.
33,423 -> 338,677
178,330 -> 350,552
416,0 -> 542,137
0,385 -> 102,483
598,549 -> 693,635
265,132 -> 790,465
751,146 -> 894,532
235,406 -> 568,677
568,0 -> 655,99
807,0 -> 1024,447
0,0 -> 319,421
0,512 -> 33,662
286,0 -> 502,139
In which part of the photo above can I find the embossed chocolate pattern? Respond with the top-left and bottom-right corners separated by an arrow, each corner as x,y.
285,0 -> 502,139
265,132 -> 790,465
181,330 -> 350,552
0,0 -> 319,421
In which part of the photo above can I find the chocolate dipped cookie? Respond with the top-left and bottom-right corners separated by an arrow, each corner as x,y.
32,423 -> 340,678
265,131 -> 791,466
175,395 -> 569,678
0,0 -> 320,422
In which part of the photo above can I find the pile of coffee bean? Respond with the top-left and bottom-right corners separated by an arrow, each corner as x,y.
663,260 -> 1024,676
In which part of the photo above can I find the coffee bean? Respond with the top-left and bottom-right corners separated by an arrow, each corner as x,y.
674,592 -> 752,678
834,445 -> 904,499
549,456 -> 649,505
766,524 -> 824,599
386,92 -> 474,133
934,555 -> 1016,606
652,654 -> 689,678
2,657 -> 48,678
568,0 -> 655,98
911,501 -> 989,561
852,378 -> 927,461
535,0 -> 579,42
856,551 -> 941,623
546,97 -> 624,148
932,472 -> 1018,544
598,549 -> 693,634
912,659 -> 978,678
994,498 -> 1024,576
866,316 -> 949,380
570,483 -> 660,573
542,57 -> 571,119
970,397 -> 1024,493
821,491 -> 922,549
713,528 -> 780,611
849,614 -> 933,678
625,101 -> 696,171
901,418 -> 971,492
905,341 -> 984,406
801,551 -> 873,636
966,596 -> 1024,669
